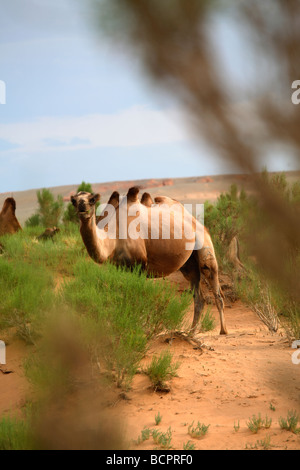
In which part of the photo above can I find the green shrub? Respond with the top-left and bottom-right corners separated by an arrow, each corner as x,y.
152,427 -> 173,449
246,414 -> 272,434
134,427 -> 152,445
155,412 -> 162,425
0,414 -> 32,450
1,225 -> 84,275
187,421 -> 210,439
279,410 -> 300,434
204,184 -> 250,267
233,420 -> 240,432
62,260 -> 190,388
0,226 -> 85,342
0,257 -> 54,343
135,426 -> 173,449
25,213 -> 41,227
183,440 -> 195,450
1,226 -> 190,389
145,350 -> 180,391
200,307 -> 216,332
204,171 -> 300,339
36,188 -> 64,227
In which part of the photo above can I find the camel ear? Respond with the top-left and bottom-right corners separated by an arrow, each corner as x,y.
127,186 -> 140,203
89,193 -> 100,205
71,195 -> 77,207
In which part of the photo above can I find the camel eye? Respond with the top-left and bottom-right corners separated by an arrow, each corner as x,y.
71,197 -> 77,207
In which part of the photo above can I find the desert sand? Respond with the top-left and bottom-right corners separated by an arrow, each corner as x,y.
115,272 -> 300,450
1,273 -> 299,450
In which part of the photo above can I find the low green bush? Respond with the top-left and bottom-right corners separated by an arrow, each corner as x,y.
62,260 -> 190,388
145,350 -> 180,391
204,171 -> 300,340
0,413 -> 33,450
0,257 -> 54,343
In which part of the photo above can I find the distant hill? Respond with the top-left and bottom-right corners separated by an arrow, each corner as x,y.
1,170 -> 299,225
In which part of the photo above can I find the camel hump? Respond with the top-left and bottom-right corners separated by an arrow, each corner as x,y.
141,192 -> 153,207
107,191 -> 120,209
127,186 -> 140,203
154,196 -> 165,204
2,197 -> 16,214
154,196 -> 178,205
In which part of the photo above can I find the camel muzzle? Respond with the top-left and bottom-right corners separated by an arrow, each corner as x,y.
78,206 -> 93,219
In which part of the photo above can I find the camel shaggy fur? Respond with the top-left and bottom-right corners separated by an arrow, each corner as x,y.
0,198 -> 22,236
71,187 -> 227,334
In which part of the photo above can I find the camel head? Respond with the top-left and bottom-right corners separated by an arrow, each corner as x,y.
2,197 -> 17,215
71,191 -> 100,221
0,197 -> 22,235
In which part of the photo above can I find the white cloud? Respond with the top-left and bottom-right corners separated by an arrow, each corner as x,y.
0,107 -> 191,153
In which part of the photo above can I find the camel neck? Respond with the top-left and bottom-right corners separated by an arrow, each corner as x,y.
79,215 -> 112,264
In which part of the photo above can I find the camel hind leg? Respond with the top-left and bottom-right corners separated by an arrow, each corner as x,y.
191,279 -> 205,332
206,262 -> 228,335
180,252 -> 205,332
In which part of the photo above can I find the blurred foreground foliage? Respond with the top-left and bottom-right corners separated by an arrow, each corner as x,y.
204,171 -> 300,339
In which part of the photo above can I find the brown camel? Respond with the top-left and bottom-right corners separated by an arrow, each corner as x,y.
71,187 -> 227,335
141,192 -> 227,334
0,198 -> 22,236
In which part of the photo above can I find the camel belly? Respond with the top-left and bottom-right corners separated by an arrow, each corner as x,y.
145,238 -> 193,277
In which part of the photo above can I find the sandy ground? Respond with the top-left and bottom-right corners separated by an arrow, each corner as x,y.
1,272 -> 299,450
0,340 -> 31,415
110,273 -> 300,450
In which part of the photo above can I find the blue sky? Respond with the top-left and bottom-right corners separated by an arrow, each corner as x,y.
0,0 -> 298,193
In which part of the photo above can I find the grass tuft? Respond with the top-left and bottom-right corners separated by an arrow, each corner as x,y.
145,350 -> 180,391
279,410 -> 300,434
187,421 -> 210,439
246,414 -> 272,434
